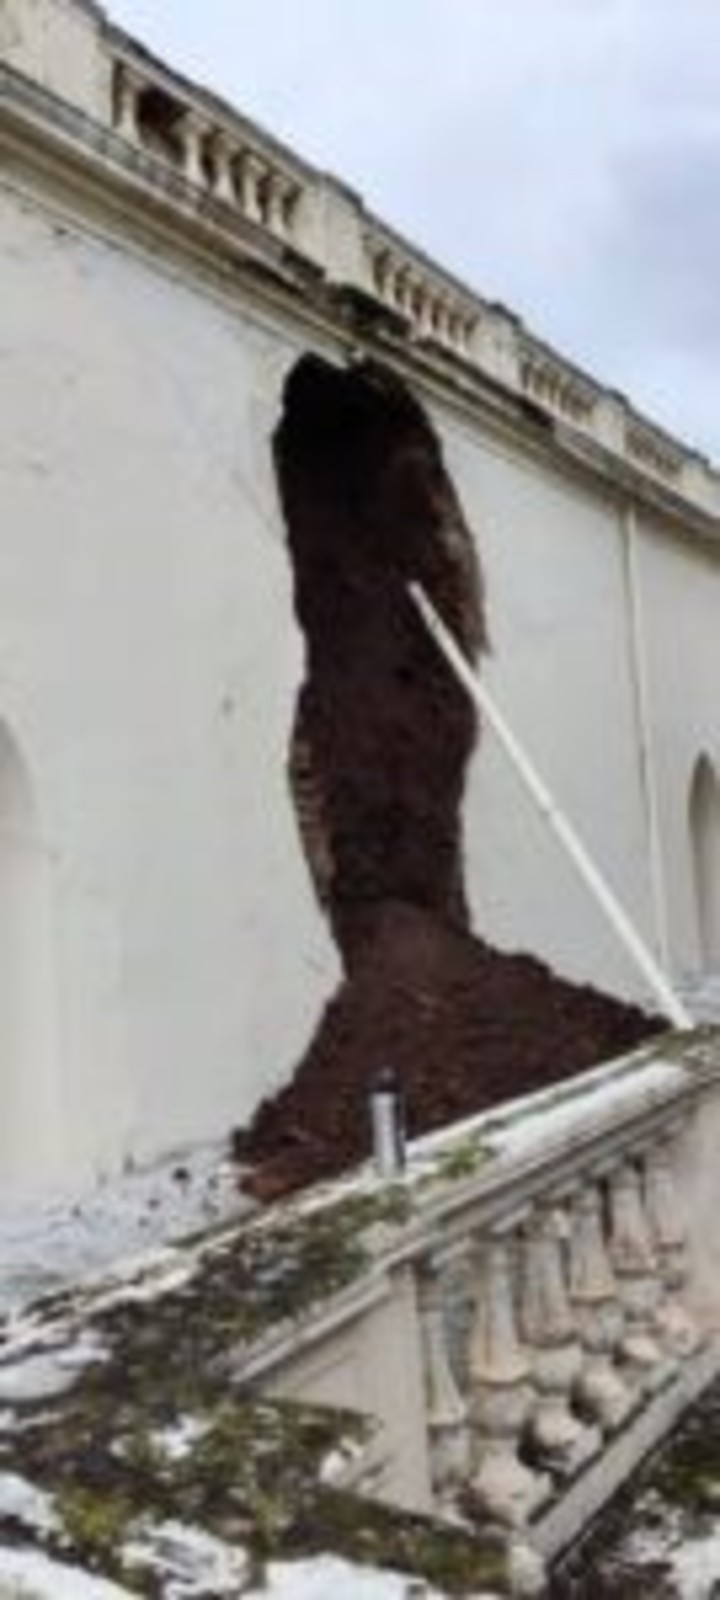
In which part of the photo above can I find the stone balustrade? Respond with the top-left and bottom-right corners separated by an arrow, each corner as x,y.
625,417 -> 686,485
518,341 -> 599,426
257,1033 -> 720,1590
110,51 -> 304,245
416,1130 -> 701,1538
366,232 -> 479,360
408,1056 -> 720,1581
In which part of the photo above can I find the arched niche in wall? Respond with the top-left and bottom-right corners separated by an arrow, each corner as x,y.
0,720 -> 59,1186
690,753 -> 720,974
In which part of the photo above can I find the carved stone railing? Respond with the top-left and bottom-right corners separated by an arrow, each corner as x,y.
252,1031 -> 720,1589
365,228 -> 480,361
624,416 -> 687,486
109,45 -> 306,248
518,339 -> 599,426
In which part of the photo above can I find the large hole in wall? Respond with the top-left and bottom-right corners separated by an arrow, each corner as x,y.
277,354 -> 488,968
235,354 -> 663,1199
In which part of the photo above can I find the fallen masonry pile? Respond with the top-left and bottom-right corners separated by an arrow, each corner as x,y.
235,904 -> 663,1199
235,357 -> 662,1201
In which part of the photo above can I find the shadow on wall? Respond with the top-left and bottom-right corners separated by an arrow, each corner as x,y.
690,753 -> 720,973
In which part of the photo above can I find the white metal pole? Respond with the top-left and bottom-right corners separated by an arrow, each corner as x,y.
408,580 -> 692,1031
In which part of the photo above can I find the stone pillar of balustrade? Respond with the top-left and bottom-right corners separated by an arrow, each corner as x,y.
394,269 -> 415,322
609,1158 -> 674,1392
567,1180 -> 633,1432
265,173 -> 295,240
520,1202 -> 600,1476
179,111 -> 208,189
417,1251 -> 471,1512
448,311 -> 469,358
378,257 -> 398,310
467,1225 -> 550,1528
644,1131 -> 701,1359
372,251 -> 392,304
460,316 -> 477,359
433,299 -> 452,349
237,150 -> 266,226
415,288 -> 436,342
209,132 -> 237,206
114,63 -> 140,144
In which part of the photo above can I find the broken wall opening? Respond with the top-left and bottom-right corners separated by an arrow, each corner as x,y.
276,354 -> 487,968
235,355 -> 663,1199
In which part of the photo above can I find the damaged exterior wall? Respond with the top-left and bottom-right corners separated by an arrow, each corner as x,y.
0,0 -> 719,1192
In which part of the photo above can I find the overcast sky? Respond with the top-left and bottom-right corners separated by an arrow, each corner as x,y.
107,0 -> 720,460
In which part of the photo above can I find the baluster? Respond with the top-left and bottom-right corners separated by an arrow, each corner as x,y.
520,1203 -> 599,1474
443,1242 -> 476,1395
265,171 -> 291,238
452,313 -> 472,358
568,1181 -> 633,1431
281,181 -> 299,241
114,64 -> 141,144
395,270 -> 415,321
179,111 -> 208,188
237,150 -> 266,225
609,1159 -> 673,1391
389,263 -> 407,315
644,1134 -> 700,1358
447,310 -> 464,353
417,1252 -> 470,1510
209,132 -> 237,205
433,299 -> 452,348
467,1227 -> 550,1528
372,250 -> 392,304
415,286 -> 435,341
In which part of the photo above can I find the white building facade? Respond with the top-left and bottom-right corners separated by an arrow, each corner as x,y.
0,0 -> 719,1194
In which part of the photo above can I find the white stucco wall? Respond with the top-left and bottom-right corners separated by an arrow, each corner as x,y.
1,153 -> 719,1194
0,181 -> 339,1189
